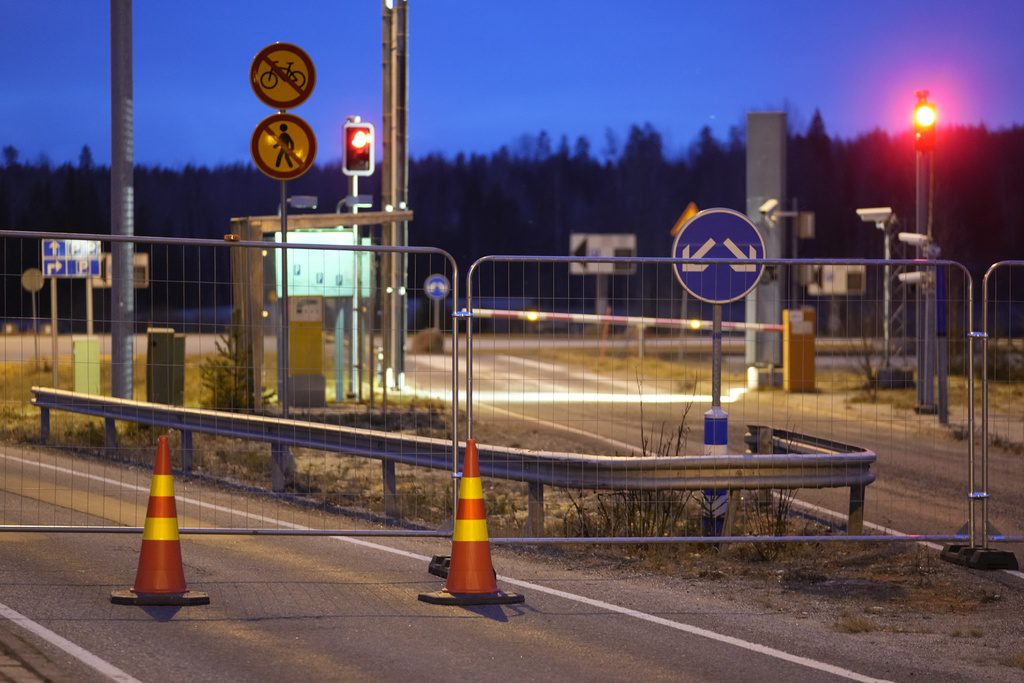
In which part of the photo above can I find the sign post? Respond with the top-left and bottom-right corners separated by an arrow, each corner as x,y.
250,42 -> 317,423
672,208 -> 765,535
41,239 -> 102,387
50,277 -> 58,387
424,274 -> 451,329
21,268 -> 44,369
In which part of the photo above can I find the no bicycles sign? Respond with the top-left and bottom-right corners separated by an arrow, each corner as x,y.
250,42 -> 316,110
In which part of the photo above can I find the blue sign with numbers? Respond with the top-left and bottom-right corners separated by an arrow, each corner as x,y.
671,208 -> 765,304
41,239 -> 102,278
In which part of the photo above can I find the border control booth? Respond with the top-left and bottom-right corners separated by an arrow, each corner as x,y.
229,210 -> 413,411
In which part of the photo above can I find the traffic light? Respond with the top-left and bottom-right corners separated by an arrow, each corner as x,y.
914,91 -> 936,153
343,121 -> 375,176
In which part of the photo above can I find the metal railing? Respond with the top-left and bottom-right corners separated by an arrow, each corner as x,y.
30,388 -> 877,537
0,229 -> 459,534
980,261 -> 1024,547
465,254 -> 976,543
0,230 -> 1008,552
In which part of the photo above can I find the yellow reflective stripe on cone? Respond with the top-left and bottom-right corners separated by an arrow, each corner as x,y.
453,518 -> 489,543
459,477 -> 484,501
142,516 -> 180,542
149,474 -> 175,499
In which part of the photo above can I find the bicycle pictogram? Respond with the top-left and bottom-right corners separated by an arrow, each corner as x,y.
250,43 -> 316,109
260,60 -> 307,90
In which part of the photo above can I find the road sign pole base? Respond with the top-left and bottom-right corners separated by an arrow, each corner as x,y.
939,544 -> 1019,571
110,589 -> 210,606
417,589 -> 524,606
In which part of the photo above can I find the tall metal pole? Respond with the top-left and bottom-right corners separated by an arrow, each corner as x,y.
50,278 -> 58,388
396,0 -> 409,389
703,304 -> 728,535
382,0 -> 409,391
882,227 -> 892,369
280,180 -> 290,417
32,289 -> 40,370
110,0 -> 135,400
916,144 -> 936,412
381,1 -> 395,392
349,172 -> 362,400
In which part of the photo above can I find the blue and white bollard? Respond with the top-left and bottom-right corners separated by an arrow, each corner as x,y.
703,406 -> 728,535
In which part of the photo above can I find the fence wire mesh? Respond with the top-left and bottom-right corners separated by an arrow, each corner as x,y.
466,256 -> 974,544
0,230 -> 458,535
981,261 -> 1024,549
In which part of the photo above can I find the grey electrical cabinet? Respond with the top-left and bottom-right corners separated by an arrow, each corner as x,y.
146,328 -> 185,405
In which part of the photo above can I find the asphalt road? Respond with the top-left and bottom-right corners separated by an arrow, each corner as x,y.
434,349 -> 1024,548
0,443 -> 986,683
1,346 -> 1023,681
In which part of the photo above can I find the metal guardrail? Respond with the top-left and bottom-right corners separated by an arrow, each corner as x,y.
31,387 -> 875,537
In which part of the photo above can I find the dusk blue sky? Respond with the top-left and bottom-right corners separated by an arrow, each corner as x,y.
3,1 -> 1023,167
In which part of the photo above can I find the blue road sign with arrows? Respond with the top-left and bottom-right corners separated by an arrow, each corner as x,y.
41,239 -> 102,278
424,274 -> 451,300
671,208 -> 765,304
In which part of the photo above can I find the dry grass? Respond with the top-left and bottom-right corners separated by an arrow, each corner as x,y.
833,614 -> 877,633
1000,653 -> 1024,670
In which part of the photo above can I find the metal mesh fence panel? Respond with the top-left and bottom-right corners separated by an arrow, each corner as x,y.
466,255 -> 973,544
981,261 -> 1024,550
0,230 -> 457,536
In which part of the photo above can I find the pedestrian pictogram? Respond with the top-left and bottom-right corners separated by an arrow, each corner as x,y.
250,42 -> 316,110
672,208 -> 765,304
251,113 -> 317,180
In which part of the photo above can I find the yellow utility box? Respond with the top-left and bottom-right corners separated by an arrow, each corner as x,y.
288,297 -> 324,375
783,308 -> 816,392
287,296 -> 326,407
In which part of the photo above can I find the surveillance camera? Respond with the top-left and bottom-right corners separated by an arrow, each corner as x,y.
759,198 -> 779,215
897,271 -> 930,285
855,207 -> 893,224
897,232 -> 930,247
287,195 -> 318,210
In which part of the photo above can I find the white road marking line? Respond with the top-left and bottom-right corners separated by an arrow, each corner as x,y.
502,578 -> 890,683
338,537 -> 889,682
0,450 -> 1000,682
0,602 -> 142,683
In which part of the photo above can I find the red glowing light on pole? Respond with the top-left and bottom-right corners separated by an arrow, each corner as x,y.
914,91 -> 936,153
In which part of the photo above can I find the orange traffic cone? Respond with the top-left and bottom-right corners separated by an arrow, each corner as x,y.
111,435 -> 209,606
418,439 -> 523,605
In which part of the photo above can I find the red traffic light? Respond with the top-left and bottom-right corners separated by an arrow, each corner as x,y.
343,121 -> 375,177
915,103 -> 936,128
914,93 -> 936,153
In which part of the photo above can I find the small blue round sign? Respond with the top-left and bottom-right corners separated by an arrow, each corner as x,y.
671,208 -> 765,304
424,273 -> 451,300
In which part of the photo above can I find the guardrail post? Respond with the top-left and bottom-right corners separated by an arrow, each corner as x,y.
271,443 -> 288,492
848,484 -> 865,535
39,406 -> 50,443
104,418 -> 117,456
181,430 -> 193,473
527,481 -> 544,536
382,459 -> 399,518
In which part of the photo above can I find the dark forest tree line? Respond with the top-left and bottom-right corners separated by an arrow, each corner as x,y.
2,112 -> 1023,314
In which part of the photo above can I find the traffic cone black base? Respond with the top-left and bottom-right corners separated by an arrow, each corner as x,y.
110,589 -> 210,606
418,589 -> 524,606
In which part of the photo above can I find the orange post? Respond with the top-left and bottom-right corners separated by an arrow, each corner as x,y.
111,435 -> 209,606
418,440 -> 523,605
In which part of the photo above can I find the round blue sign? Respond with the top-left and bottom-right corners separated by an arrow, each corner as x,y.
671,208 -> 765,304
424,273 -> 451,300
